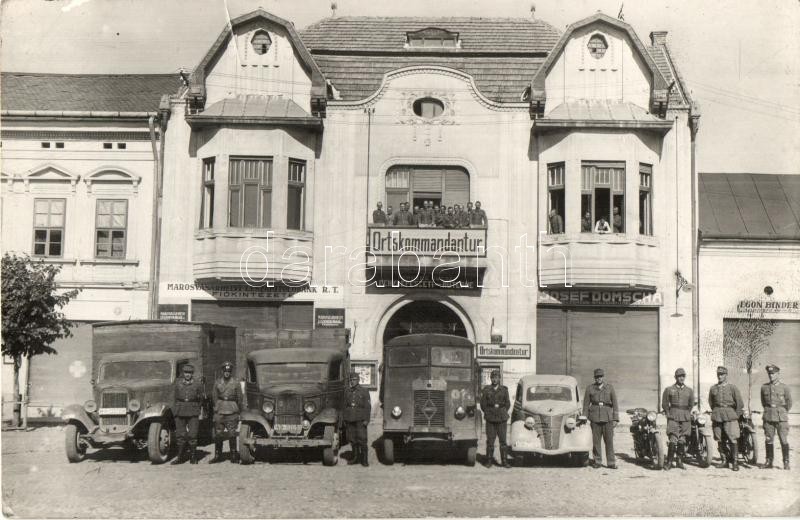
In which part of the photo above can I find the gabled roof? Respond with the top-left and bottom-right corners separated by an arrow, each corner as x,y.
190,9 -> 326,100
699,173 -> 800,240
530,13 -> 670,109
301,17 -> 560,54
0,72 -> 180,113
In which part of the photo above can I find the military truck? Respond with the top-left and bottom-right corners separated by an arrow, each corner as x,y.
61,321 -> 237,464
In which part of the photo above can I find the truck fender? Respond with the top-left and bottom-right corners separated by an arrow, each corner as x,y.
310,407 -> 339,427
240,410 -> 273,437
131,403 -> 172,431
61,404 -> 96,433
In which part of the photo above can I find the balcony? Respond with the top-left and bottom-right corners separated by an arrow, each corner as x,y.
193,228 -> 313,283
538,232 -> 660,288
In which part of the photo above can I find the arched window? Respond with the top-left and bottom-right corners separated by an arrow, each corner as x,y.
385,166 -> 469,211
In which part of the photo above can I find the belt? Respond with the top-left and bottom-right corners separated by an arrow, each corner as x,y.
670,405 -> 691,410
180,399 -> 198,402
217,398 -> 237,401
592,402 -> 613,407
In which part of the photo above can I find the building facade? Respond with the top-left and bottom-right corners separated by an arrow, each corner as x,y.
2,9 -> 702,419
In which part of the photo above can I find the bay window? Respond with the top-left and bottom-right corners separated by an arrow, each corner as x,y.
229,157 -> 272,228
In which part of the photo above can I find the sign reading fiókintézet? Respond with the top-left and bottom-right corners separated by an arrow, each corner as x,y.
367,227 -> 487,257
476,343 -> 531,359
737,300 -> 800,313
537,289 -> 663,307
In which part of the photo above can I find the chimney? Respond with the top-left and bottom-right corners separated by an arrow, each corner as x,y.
650,31 -> 668,46
530,3 -> 536,19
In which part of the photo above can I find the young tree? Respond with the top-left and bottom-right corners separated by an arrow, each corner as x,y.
723,317 -> 776,411
1,253 -> 80,426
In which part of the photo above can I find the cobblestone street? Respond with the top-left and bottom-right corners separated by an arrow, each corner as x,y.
2,425 -> 798,518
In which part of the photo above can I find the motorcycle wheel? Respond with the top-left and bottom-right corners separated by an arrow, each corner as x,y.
650,431 -> 665,470
696,434 -> 713,468
740,429 -> 761,466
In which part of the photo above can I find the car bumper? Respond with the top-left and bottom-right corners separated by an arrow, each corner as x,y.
82,427 -> 132,446
247,437 -> 333,448
510,420 -> 592,455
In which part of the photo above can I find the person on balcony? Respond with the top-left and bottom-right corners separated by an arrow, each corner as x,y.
372,202 -> 387,225
466,201 -> 474,224
443,206 -> 457,228
392,202 -> 414,226
386,205 -> 394,226
581,212 -> 593,232
470,200 -> 487,227
457,204 -> 470,228
418,201 -> 434,227
594,216 -> 611,234
548,209 -> 564,234
433,205 -> 444,227
612,206 -> 623,233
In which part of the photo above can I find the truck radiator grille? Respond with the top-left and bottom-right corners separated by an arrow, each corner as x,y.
413,390 -> 445,427
276,394 -> 301,414
100,415 -> 129,426
533,414 -> 564,450
101,391 -> 128,409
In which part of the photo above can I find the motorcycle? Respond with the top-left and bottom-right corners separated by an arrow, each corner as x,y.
736,410 -> 761,467
627,408 -> 665,469
684,409 -> 713,468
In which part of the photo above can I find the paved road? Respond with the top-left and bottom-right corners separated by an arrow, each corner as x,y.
2,425 -> 798,518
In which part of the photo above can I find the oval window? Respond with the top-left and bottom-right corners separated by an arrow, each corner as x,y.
588,34 -> 608,59
413,98 -> 445,118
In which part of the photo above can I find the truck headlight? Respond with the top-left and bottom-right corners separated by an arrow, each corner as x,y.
565,417 -> 576,430
741,412 -> 749,420
128,399 -> 141,412
646,411 -> 657,422
302,419 -> 311,430
304,401 -> 317,415
454,406 -> 466,419
391,406 -> 402,418
524,417 -> 535,430
262,401 -> 274,414
696,416 -> 707,426
84,400 -> 97,413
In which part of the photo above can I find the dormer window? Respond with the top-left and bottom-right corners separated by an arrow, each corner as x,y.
251,30 -> 272,55
406,28 -> 459,48
588,34 -> 608,59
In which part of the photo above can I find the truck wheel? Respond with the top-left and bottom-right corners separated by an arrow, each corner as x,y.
383,437 -> 394,465
239,423 -> 256,465
651,432 -> 665,470
147,422 -> 172,464
572,452 -> 589,467
65,424 -> 87,463
322,447 -> 338,466
466,445 -> 477,467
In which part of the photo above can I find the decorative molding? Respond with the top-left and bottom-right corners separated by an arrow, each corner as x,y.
396,90 -> 457,147
78,258 -> 140,266
22,164 -> 80,192
83,167 -> 142,194
1,130 -> 157,141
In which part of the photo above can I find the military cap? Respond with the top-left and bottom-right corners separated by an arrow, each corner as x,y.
182,364 -> 195,373
593,368 -> 604,377
675,368 -> 686,377
766,364 -> 780,374
348,372 -> 360,380
716,366 -> 728,374
490,369 -> 501,377
221,361 -> 233,371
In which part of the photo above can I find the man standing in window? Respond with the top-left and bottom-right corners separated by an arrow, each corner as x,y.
344,371 -> 371,467
481,369 -> 511,468
612,206 -> 623,233
372,202 -> 387,225
594,216 -> 611,233
548,209 -> 564,234
583,368 -> 619,469
709,366 -> 744,471
581,212 -> 593,232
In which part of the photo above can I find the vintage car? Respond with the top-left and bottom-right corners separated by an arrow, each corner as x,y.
380,334 -> 482,466
509,374 -> 592,466
238,346 -> 348,466
62,321 -> 236,464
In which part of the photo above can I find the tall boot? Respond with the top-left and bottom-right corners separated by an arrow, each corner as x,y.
664,443 -> 674,471
189,445 -> 198,465
360,445 -> 369,467
229,438 -> 239,464
730,441 -> 739,471
676,444 -> 685,470
716,442 -> 729,469
349,445 -> 360,465
764,443 -> 774,469
209,441 -> 224,464
484,444 -> 494,468
501,447 -> 512,468
171,441 -> 186,465
781,444 -> 790,470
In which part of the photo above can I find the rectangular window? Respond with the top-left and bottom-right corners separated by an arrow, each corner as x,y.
116,143 -> 126,149
55,142 -> 64,149
200,158 -> 215,229
103,143 -> 112,149
95,199 -> 127,258
228,157 -> 272,228
547,163 -> 565,234
639,164 -> 653,236
581,162 -> 625,233
41,142 -> 51,149
33,198 -> 65,257
287,159 -> 306,230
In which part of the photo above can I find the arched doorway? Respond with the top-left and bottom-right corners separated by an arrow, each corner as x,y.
382,300 -> 468,345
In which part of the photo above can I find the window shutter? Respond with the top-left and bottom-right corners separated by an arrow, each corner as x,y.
412,170 -> 442,192
443,169 -> 469,207
281,303 -> 314,330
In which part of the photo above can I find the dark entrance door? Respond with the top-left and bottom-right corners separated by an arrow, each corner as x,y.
383,301 -> 467,345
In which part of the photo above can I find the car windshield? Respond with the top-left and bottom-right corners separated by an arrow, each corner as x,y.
387,346 -> 428,367
257,362 -> 327,384
431,347 -> 470,367
526,385 -> 573,402
100,361 -> 172,382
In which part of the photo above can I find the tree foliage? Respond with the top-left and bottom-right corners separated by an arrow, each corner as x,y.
1,253 -> 80,367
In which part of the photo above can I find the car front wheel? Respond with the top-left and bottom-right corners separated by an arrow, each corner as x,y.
383,437 -> 394,465
65,424 -> 87,463
147,422 -> 172,464
239,423 -> 256,465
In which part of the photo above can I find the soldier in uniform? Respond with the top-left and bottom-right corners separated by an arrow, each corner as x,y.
662,367 -> 694,470
209,361 -> 243,464
372,202 -> 387,225
171,364 -> 205,464
708,366 -> 744,471
343,371 -> 371,467
480,369 -> 511,468
583,368 -> 619,469
470,201 -> 487,227
761,364 -> 792,469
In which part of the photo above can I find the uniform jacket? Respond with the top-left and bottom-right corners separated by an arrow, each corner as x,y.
549,214 -> 564,234
662,384 -> 694,422
418,209 -> 433,225
457,211 -> 470,228
174,378 -> 205,417
480,384 -> 510,423
393,210 -> 414,226
372,209 -> 387,224
213,377 -> 243,416
761,381 -> 792,422
708,382 -> 743,422
343,384 -> 371,422
582,382 -> 619,423
470,209 -> 487,226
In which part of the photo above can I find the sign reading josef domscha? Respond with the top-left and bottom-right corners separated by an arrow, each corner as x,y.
158,304 -> 188,321
476,343 -> 531,359
315,308 -> 345,328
